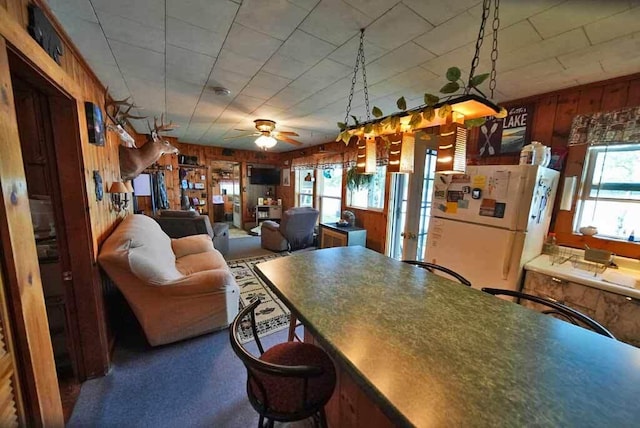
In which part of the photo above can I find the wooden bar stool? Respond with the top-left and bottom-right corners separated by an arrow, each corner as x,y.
230,300 -> 336,428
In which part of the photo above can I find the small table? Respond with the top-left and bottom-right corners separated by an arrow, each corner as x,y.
319,222 -> 366,248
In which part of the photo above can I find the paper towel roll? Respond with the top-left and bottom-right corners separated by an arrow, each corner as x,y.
560,176 -> 577,211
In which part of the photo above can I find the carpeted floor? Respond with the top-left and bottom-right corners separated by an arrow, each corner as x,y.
68,325 -> 310,427
228,226 -> 250,239
224,235 -> 274,260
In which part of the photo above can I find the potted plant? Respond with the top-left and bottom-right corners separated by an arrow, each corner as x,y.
346,166 -> 373,191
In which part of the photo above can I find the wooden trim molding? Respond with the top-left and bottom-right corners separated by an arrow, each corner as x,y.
0,36 -> 63,426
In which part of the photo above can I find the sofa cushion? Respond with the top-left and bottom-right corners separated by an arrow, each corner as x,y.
172,234 -> 215,258
158,209 -> 198,218
176,250 -> 227,276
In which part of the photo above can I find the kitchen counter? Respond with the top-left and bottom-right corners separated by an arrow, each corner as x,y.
525,249 -> 640,300
256,246 -> 640,427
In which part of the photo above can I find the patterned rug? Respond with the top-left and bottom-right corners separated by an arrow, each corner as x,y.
227,253 -> 291,343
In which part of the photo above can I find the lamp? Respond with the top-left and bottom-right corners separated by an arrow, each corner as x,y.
387,132 -> 416,174
255,135 -> 277,150
108,181 -> 130,212
437,115 -> 467,173
356,136 -> 377,174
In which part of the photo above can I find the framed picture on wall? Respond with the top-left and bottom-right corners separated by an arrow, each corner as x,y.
282,168 -> 290,186
85,102 -> 105,146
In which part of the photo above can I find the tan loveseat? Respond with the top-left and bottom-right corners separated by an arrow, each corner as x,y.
98,214 -> 239,346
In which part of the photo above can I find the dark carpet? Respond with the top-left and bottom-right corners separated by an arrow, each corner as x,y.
68,322 -> 310,427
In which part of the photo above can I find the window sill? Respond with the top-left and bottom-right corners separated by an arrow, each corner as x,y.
346,205 -> 385,213
571,232 -> 638,245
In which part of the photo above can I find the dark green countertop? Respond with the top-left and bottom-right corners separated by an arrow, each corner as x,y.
255,246 -> 640,427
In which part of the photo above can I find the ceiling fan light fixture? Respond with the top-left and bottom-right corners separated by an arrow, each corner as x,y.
255,135 -> 277,150
254,119 -> 276,133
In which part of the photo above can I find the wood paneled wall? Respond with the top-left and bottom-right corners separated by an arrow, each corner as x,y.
467,73 -> 640,258
0,0 -> 120,404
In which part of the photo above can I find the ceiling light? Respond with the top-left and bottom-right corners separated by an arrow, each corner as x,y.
210,86 -> 231,96
255,135 -> 277,150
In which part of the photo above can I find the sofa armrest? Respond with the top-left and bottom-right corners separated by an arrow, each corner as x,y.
159,269 -> 236,296
261,220 -> 280,232
171,234 -> 214,258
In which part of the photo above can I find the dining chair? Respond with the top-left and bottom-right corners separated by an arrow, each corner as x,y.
229,299 -> 337,428
402,260 -> 472,287
481,287 -> 616,339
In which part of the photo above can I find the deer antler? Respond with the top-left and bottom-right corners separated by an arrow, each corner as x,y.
104,87 -> 147,125
154,114 -> 179,133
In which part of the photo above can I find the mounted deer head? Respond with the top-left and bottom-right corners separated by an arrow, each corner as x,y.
119,114 -> 179,180
104,87 -> 147,132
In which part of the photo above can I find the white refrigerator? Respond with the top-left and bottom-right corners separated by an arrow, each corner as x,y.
425,165 -> 559,291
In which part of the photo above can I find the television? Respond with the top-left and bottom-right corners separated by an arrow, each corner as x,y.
250,168 -> 280,185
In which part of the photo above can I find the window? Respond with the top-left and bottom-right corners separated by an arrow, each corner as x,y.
575,144 -> 640,240
316,167 -> 342,223
295,169 -> 314,207
347,165 -> 386,210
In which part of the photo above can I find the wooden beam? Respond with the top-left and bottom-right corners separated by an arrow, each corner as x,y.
0,37 -> 63,426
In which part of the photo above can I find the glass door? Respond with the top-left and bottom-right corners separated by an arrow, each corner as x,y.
387,145 -> 437,260
232,164 -> 241,228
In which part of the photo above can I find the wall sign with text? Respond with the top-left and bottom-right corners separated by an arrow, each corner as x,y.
478,105 -> 533,156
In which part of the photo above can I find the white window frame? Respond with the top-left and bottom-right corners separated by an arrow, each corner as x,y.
294,169 -> 314,208
346,165 -> 386,211
316,166 -> 342,223
574,143 -> 640,240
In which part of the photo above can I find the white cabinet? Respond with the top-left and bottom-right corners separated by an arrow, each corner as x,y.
255,205 -> 282,224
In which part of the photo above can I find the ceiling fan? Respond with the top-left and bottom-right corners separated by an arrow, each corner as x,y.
224,119 -> 303,149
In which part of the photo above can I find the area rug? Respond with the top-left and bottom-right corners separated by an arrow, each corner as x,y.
227,253 -> 290,343
228,226 -> 250,239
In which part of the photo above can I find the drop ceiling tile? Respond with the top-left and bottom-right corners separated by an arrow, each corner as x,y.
91,0 -> 165,30
266,86 -> 316,109
289,59 -> 353,92
48,0 -> 98,23
413,11 -> 478,56
365,3 -> 433,50
241,72 -> 293,100
166,44 -> 216,86
365,42 -> 435,84
262,53 -> 313,80
192,92 -> 230,121
468,0 -> 563,28
529,0 -> 629,39
224,23 -> 284,62
167,0 -> 238,33
288,0 -> 320,11
344,0 -> 401,18
110,40 -> 165,82
98,10 -> 165,53
600,56 -> 640,79
584,6 -> 640,45
52,15 -> 117,67
214,49 -> 265,78
227,94 -> 266,114
252,104 -> 286,120
166,79 -> 202,117
91,62 -> 130,98
124,75 -> 166,112
207,66 -> 253,95
558,33 -> 640,70
167,17 -> 226,57
402,0 -> 480,26
290,76 -> 352,115
328,34 -> 388,67
236,0 -> 309,40
420,43 -> 475,76
278,30 -> 337,65
499,57 -> 565,84
299,0 -> 372,46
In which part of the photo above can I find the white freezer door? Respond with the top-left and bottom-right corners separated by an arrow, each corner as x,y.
430,165 -> 555,232
425,217 -> 526,291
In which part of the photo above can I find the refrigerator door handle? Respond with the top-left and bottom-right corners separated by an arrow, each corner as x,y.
502,232 -> 516,279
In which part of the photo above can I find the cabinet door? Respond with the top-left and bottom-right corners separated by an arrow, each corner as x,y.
594,292 -> 640,347
321,228 -> 346,248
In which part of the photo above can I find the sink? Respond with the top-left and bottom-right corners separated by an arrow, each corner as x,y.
600,270 -> 640,289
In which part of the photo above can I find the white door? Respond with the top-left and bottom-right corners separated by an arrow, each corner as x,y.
425,217 -> 526,291
386,140 -> 437,260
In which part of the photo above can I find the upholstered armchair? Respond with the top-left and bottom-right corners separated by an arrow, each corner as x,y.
98,215 -> 239,346
261,207 -> 319,252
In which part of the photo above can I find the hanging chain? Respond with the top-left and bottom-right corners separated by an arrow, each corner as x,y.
466,0 -> 490,95
489,0 -> 500,98
343,29 -> 371,125
360,30 -> 371,121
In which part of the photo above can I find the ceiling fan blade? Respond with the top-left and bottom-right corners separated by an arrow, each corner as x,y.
223,132 -> 259,140
278,136 -> 303,146
274,130 -> 299,137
